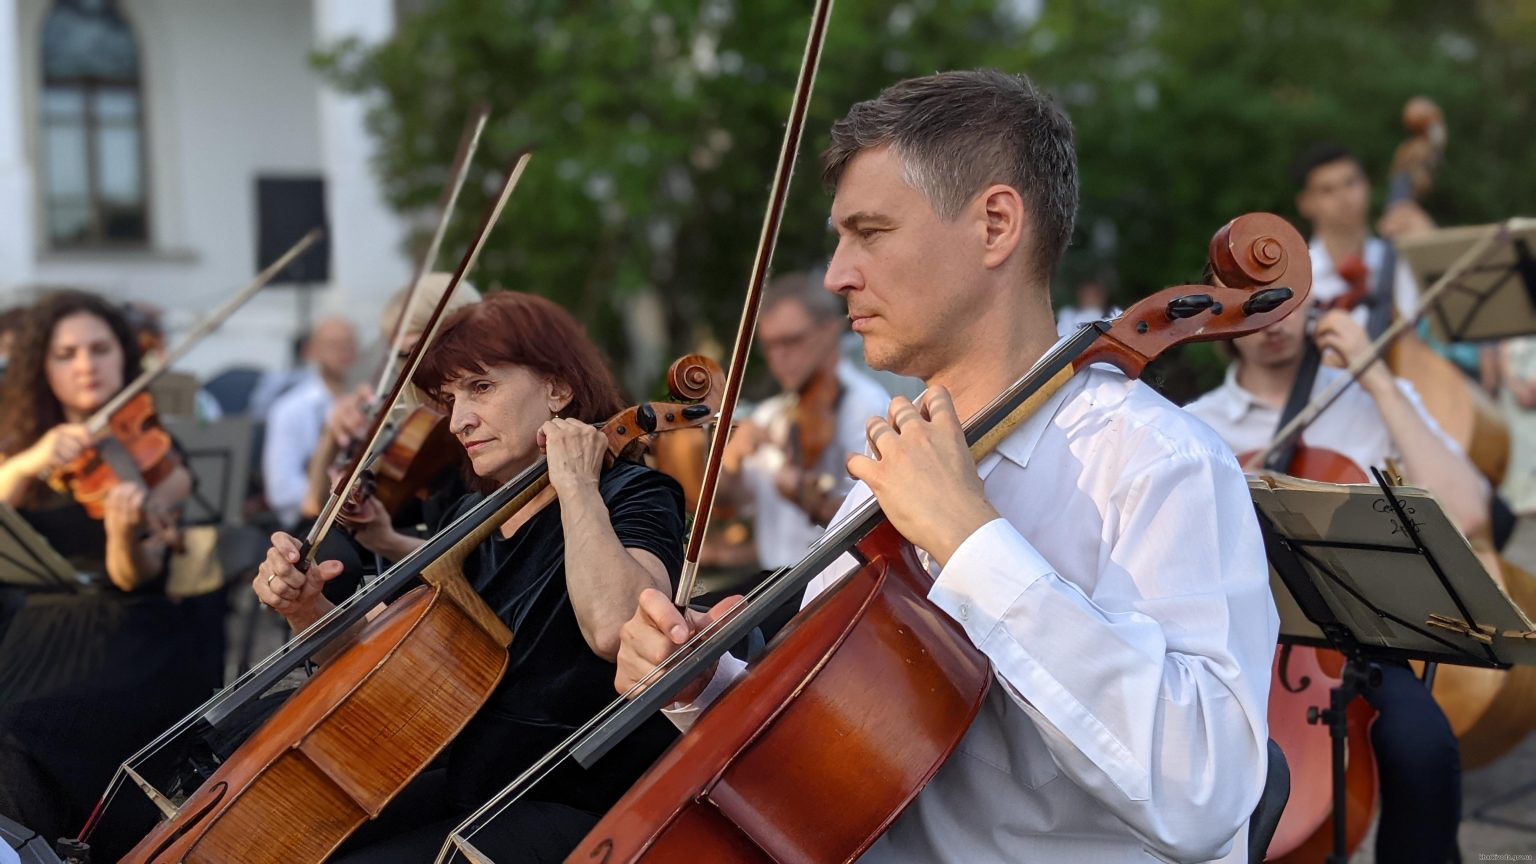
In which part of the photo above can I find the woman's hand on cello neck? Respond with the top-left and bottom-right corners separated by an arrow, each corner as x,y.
254,531 -> 346,632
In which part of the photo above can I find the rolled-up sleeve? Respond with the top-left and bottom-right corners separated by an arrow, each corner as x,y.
929,449 -> 1276,861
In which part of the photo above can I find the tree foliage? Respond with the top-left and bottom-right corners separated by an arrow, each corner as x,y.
317,0 -> 1536,399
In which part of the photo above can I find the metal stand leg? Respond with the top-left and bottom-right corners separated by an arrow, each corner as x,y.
1311,656 -> 1380,864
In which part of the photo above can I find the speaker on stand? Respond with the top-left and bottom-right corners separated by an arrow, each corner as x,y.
255,176 -> 331,341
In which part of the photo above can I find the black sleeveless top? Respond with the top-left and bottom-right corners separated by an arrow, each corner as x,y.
440,460 -> 686,814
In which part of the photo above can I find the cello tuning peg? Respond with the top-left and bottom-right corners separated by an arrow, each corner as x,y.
1165,294 -> 1216,319
1242,287 -> 1294,316
636,403 -> 658,434
682,405 -> 712,420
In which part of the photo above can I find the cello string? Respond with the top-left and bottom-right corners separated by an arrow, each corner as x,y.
442,331 -> 1097,854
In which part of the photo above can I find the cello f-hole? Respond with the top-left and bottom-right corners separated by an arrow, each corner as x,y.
145,781 -> 228,862
1277,643 -> 1311,694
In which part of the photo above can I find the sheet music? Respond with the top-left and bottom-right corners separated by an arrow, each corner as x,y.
0,504 -> 78,589
1397,217 -> 1536,343
1250,474 -> 1536,666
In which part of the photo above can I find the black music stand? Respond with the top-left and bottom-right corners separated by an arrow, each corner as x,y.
1397,217 -> 1536,343
0,505 -> 79,591
1251,469 -> 1536,864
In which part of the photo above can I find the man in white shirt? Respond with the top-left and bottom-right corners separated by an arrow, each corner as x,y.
614,70 -> 1277,863
1294,144 -> 1421,338
261,316 -> 356,527
1184,296 -> 1486,864
716,271 -> 891,569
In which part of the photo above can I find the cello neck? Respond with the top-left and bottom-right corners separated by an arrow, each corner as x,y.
571,324 -> 1104,768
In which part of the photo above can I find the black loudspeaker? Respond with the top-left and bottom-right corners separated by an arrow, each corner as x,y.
254,176 -> 330,284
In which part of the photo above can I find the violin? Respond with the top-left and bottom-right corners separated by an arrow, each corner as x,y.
785,364 -> 839,473
47,235 -> 321,522
49,391 -> 181,521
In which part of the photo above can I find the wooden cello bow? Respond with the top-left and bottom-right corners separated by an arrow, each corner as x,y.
436,213 -> 1311,864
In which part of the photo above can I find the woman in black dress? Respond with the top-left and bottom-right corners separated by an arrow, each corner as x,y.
256,292 -> 687,862
0,290 -> 220,855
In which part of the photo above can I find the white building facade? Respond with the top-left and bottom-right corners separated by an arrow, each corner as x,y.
0,0 -> 410,378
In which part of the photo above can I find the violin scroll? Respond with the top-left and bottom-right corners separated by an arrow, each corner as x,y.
1082,212 -> 1312,377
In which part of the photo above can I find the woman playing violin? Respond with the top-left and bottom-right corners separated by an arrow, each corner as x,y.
0,291 -> 191,588
254,292 -> 686,862
0,290 -> 217,854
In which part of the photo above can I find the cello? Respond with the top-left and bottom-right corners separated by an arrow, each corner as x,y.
91,147 -> 728,860
1235,319 -> 1380,861
436,211 -> 1311,862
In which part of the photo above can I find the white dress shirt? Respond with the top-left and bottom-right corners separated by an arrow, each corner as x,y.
1182,364 -> 1477,488
670,367 -> 1277,863
742,360 -> 891,568
261,369 -> 332,526
1309,236 -> 1419,332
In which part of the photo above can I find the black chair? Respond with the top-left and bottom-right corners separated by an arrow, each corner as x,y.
1248,738 -> 1291,862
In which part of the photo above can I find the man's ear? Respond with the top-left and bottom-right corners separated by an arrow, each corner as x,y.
978,184 -> 1027,270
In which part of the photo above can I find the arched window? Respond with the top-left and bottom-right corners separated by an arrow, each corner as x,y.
40,0 -> 148,247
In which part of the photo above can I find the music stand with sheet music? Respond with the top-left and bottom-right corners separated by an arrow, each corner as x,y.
1250,469 -> 1536,864
164,416 -> 253,527
0,504 -> 79,591
1397,217 -> 1536,343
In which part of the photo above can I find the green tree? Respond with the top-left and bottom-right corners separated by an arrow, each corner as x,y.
319,0 -> 1536,400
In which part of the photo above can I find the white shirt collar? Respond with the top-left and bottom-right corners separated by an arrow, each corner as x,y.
988,368 -> 1089,471
1214,363 -> 1267,425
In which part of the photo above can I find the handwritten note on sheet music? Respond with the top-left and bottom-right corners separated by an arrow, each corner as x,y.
1250,475 -> 1536,668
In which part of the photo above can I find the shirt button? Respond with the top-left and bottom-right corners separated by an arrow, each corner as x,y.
958,603 -> 970,621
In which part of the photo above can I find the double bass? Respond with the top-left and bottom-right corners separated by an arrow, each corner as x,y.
1346,97 -> 1511,485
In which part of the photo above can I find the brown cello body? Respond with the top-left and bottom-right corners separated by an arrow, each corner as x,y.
121,575 -> 512,863
1241,445 -> 1380,863
571,519 -> 991,863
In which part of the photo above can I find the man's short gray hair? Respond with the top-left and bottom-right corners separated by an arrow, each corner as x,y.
822,69 -> 1079,274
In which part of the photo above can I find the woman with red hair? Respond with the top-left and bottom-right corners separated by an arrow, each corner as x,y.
253,291 -> 687,861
